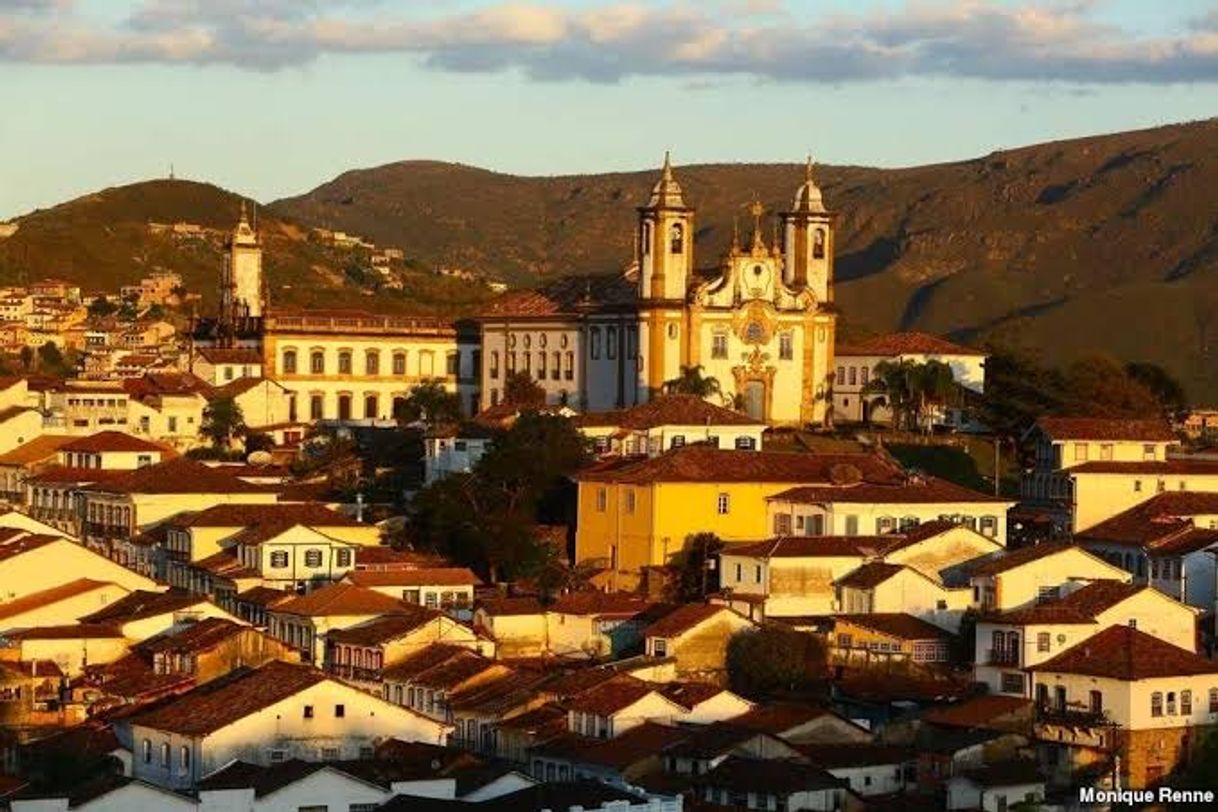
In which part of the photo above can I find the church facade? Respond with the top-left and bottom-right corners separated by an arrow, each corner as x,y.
477,156 -> 838,425
199,156 -> 838,427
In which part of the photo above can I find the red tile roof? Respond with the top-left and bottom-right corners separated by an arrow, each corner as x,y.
79,589 -> 209,624
380,643 -> 473,682
1035,417 -> 1176,442
0,435 -> 75,465
87,457 -> 270,495
234,586 -> 295,609
983,580 -> 1153,626
547,593 -> 656,618
138,618 -> 250,655
0,578 -> 115,622
345,568 -> 482,588
564,677 -> 656,715
769,474 -> 1010,505
576,447 -> 905,485
271,582 -> 407,617
1070,460 -> 1218,475
0,533 -> 62,562
477,597 -> 544,617
728,702 -> 834,735
643,603 -> 738,638
1029,624 -> 1218,680
833,613 -> 953,641
656,681 -> 734,710
834,562 -> 910,590
60,431 -> 165,454
1,623 -> 124,640
26,466 -> 129,485
920,695 -> 1033,730
324,607 -> 442,646
575,395 -> 763,430
197,348 -> 263,365
531,721 -> 688,770
478,275 -> 636,319
835,332 -> 985,358
965,541 -> 1082,577
129,661 -> 330,735
723,536 -> 890,559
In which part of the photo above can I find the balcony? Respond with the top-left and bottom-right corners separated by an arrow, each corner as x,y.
327,663 -> 383,683
1036,703 -> 1115,729
986,648 -> 1020,666
83,522 -> 131,540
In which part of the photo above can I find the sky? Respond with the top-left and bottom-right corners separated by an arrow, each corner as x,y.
3,0 -> 1218,218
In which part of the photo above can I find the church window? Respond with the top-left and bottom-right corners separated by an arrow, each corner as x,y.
365,351 -> 380,376
283,350 -> 297,374
642,222 -> 652,256
310,351 -> 325,374
813,229 -> 826,259
538,352 -> 547,377
848,367 -> 857,385
551,352 -> 561,380
310,394 -> 323,420
364,394 -> 378,419
393,352 -> 407,376
745,322 -> 763,344
607,327 -> 618,360
338,351 -> 352,375
565,352 -> 575,380
447,352 -> 460,377
669,223 -> 684,254
590,328 -> 602,360
489,351 -> 500,379
779,332 -> 793,360
712,332 -> 728,359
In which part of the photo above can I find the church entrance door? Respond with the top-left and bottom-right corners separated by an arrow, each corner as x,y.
742,381 -> 766,422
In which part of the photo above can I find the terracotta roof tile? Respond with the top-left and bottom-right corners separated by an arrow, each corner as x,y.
60,431 -> 165,454
272,582 -> 407,617
234,586 -> 295,609
79,589 -> 208,624
479,275 -> 636,319
26,466 -> 130,485
88,457 -> 270,495
197,348 -> 263,365
833,613 -> 953,641
411,655 -> 502,691
699,756 -> 845,793
0,435 -> 75,465
729,702 -> 833,735
0,533 -> 62,562
325,607 -> 443,646
138,618 -> 249,654
1029,624 -> 1218,680
547,593 -> 656,618
346,568 -> 482,588
576,447 -> 905,485
982,580 -> 1146,625
656,682 -> 733,710
381,644 -> 474,682
0,578 -> 115,622
1070,460 -> 1218,475
129,661 -> 329,735
563,677 -> 656,715
835,332 -> 985,358
724,536 -> 891,559
1035,417 -> 1176,442
477,597 -> 543,617
1077,491 -> 1218,547
770,474 -> 1010,505
834,562 -> 910,590
643,603 -> 736,638
965,541 -> 1080,577
1,623 -> 124,640
920,695 -> 1033,730
575,395 -> 763,431
531,722 -> 688,770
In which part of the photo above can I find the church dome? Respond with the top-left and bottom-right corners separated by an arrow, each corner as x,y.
647,151 -> 687,209
792,156 -> 827,214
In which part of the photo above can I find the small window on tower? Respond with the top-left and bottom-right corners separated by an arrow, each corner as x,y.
669,223 -> 684,254
813,228 -> 826,259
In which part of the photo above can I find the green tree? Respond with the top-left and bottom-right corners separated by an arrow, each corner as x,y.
410,412 -> 589,582
672,532 -> 723,602
663,365 -> 722,399
726,625 -> 828,698
1060,355 -> 1162,419
1125,361 -> 1188,422
87,296 -> 117,318
864,359 -> 919,430
399,380 -> 463,425
18,345 -> 33,372
37,341 -> 68,375
978,343 -> 1066,440
201,396 -> 246,449
244,431 -> 275,454
503,370 -> 546,408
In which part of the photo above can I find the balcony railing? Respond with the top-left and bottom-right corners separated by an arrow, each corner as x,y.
83,522 -> 130,540
1036,703 -> 1115,728
986,648 -> 1020,666
327,664 -> 382,683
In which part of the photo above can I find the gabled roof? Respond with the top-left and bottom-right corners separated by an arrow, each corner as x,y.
724,536 -> 890,559
1034,417 -> 1176,443
643,603 -> 743,638
87,457 -> 270,495
575,395 -> 763,430
477,597 -> 543,617
0,623 -> 124,641
920,695 -> 1033,730
834,562 -> 914,590
1028,624 -> 1218,680
0,435 -> 75,466
982,580 -> 1154,626
835,331 -> 985,358
699,756 -> 845,793
530,722 -> 688,770
729,702 -> 836,735
564,677 -> 662,716
380,643 -> 474,682
1076,491 -> 1218,551
271,582 -> 406,617
546,592 -> 656,618
325,607 -> 443,646
769,475 -> 1010,505
0,578 -> 115,622
60,431 -> 165,454
833,613 -> 953,641
233,586 -> 295,609
78,589 -> 208,625
138,618 -> 250,655
965,541 -> 1084,577
575,447 -> 905,485
656,681 -> 736,710
196,348 -> 263,365
345,568 -> 482,588
128,661 -> 330,735
1069,459 -> 1218,475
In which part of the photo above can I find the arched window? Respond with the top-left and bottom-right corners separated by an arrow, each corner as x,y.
551,351 -> 561,380
309,394 -> 323,421
338,350 -> 353,375
564,351 -> 574,380
282,349 -> 297,374
393,351 -> 407,376
490,350 -> 500,380
669,223 -> 684,254
338,394 -> 352,421
310,350 -> 325,374
364,394 -> 378,419
180,745 -> 191,772
160,742 -> 170,767
365,350 -> 380,376
142,739 -> 152,764
813,228 -> 826,259
538,352 -> 547,377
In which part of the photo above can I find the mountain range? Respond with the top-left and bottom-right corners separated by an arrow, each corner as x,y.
4,118 -> 1218,399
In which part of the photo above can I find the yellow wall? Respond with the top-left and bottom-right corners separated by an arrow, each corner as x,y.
0,539 -> 159,600
1072,472 -> 1218,532
979,549 -> 1132,612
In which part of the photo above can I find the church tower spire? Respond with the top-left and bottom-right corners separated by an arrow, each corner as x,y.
220,200 -> 265,338
780,155 -> 834,300
637,151 -> 694,301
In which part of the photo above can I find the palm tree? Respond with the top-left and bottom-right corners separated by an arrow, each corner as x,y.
864,359 -> 919,430
663,365 -> 722,400
913,360 -> 958,430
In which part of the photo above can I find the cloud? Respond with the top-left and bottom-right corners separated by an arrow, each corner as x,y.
2,0 -> 1218,84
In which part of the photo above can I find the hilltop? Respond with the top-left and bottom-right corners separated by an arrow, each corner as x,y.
272,119 -> 1218,399
0,180 -> 492,315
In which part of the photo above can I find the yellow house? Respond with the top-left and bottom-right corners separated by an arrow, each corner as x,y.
0,578 -> 130,632
0,625 -> 130,676
574,395 -> 766,457
642,603 -> 757,682
1070,459 -> 1218,532
1028,624 -> 1218,789
472,598 -> 547,659
966,543 -> 1131,614
78,588 -> 246,643
574,447 -> 908,587
717,536 -> 876,619
828,613 -> 954,665
835,562 -> 971,631
0,530 -> 159,599
266,582 -> 409,666
975,580 -> 1200,696
209,377 -> 296,431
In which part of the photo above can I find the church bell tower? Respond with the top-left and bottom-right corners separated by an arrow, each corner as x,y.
637,151 -> 694,302
781,157 -> 834,302
220,201 -> 264,336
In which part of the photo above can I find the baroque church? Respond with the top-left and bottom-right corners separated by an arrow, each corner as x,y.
196,156 -> 838,427
478,155 -> 837,425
